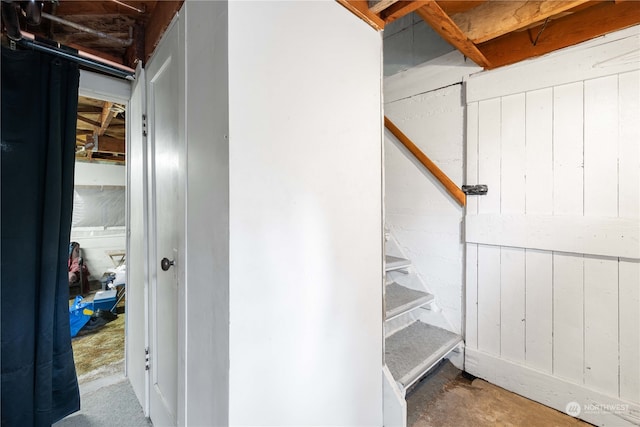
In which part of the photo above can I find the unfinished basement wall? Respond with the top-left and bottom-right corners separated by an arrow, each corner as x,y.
464,26 -> 640,426
71,160 -> 126,280
228,2 -> 383,425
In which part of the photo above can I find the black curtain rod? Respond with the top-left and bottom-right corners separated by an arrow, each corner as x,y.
10,34 -> 135,81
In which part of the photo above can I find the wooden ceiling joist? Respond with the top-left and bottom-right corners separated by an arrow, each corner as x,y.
380,1 -> 429,23
416,1 -> 491,68
369,0 -> 402,14
98,102 -> 117,136
336,0 -> 385,30
479,0 -> 640,69
77,115 -> 103,128
451,0 -> 593,44
77,105 -> 104,114
86,134 -> 126,154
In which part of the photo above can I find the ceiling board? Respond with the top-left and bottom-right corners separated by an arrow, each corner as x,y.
436,0 -> 486,15
452,0 -> 594,44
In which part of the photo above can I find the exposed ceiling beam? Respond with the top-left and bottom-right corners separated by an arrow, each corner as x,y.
479,0 -> 640,69
98,102 -> 117,136
452,0 -> 594,44
336,0 -> 385,30
77,115 -> 102,128
369,0 -> 402,14
416,1 -> 491,68
77,106 -> 104,113
86,134 -> 126,153
381,1 -> 429,23
144,1 -> 183,62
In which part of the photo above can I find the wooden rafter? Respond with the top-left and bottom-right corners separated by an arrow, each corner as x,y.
98,102 -> 117,136
77,115 -> 102,128
381,1 -> 429,23
369,0 -> 402,14
479,0 -> 640,69
416,1 -> 491,68
336,0 -> 385,30
451,0 -> 593,44
77,105 -> 104,114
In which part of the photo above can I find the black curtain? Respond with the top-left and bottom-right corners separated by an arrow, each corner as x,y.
1,45 -> 81,425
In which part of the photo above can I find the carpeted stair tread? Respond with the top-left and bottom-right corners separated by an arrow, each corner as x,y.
386,283 -> 434,320
386,321 -> 461,391
385,255 -> 411,272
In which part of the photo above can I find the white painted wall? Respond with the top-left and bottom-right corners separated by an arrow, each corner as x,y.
74,162 -> 125,186
71,165 -> 126,279
384,78 -> 466,335
228,2 -> 383,425
465,26 -> 640,426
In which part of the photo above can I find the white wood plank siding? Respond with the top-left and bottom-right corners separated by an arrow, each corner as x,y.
465,29 -> 640,422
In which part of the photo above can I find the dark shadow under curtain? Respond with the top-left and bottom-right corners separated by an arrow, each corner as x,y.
1,45 -> 81,426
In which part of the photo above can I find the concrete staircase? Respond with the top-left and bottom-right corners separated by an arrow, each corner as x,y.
383,251 -> 463,426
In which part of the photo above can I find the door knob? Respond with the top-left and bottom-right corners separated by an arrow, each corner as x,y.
161,257 -> 175,271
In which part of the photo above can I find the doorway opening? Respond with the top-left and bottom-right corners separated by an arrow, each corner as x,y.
68,94 -> 127,385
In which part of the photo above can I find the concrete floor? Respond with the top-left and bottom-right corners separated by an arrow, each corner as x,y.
53,373 -> 150,427
54,356 -> 594,426
408,361 -> 592,427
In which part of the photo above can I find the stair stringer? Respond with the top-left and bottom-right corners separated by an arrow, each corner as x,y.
383,365 -> 407,427
384,230 -> 457,334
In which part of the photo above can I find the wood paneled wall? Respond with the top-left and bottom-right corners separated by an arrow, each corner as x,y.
464,27 -> 639,424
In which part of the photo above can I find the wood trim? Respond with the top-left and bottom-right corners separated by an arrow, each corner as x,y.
336,0 -> 385,30
479,1 -> 640,69
466,349 -> 640,427
466,214 -> 640,259
415,1 -> 490,68
144,0 -> 183,62
452,0 -> 593,44
385,116 -> 466,207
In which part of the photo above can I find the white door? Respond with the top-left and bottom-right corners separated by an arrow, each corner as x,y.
146,17 -> 183,427
463,31 -> 639,425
